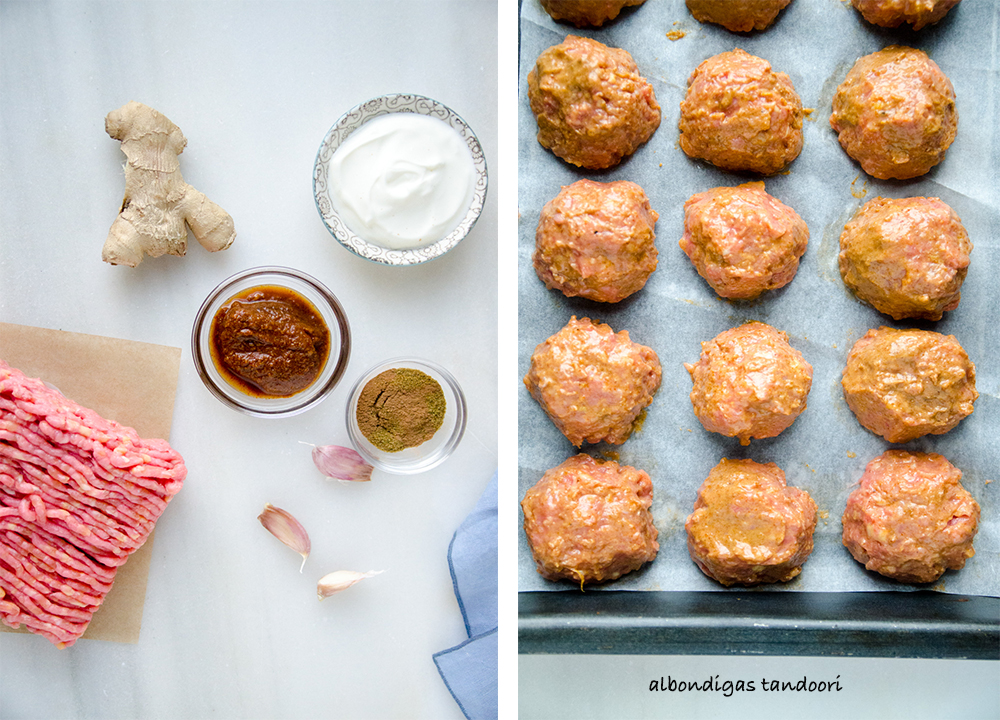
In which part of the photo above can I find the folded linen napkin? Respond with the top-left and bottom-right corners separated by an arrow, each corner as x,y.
434,471 -> 498,719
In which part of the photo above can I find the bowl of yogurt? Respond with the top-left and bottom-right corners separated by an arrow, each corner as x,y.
313,94 -> 488,265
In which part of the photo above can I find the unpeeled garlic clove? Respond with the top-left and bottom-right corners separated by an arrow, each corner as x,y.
317,570 -> 383,599
311,444 -> 373,483
258,503 -> 311,572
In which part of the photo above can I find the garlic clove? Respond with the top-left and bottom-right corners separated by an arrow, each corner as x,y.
317,570 -> 383,599
311,444 -> 373,483
258,503 -> 311,572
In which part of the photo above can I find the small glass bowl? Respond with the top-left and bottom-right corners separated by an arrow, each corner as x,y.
191,266 -> 351,417
346,358 -> 467,474
313,93 -> 489,266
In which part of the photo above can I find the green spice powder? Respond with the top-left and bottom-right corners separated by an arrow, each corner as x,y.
356,368 -> 446,453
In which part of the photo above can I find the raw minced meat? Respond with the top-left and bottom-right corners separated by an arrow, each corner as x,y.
679,48 -> 803,175
841,327 -> 977,443
685,322 -> 812,445
686,458 -> 817,586
0,361 -> 186,647
534,179 -> 659,303
685,0 -> 792,32
851,0 -> 961,30
842,450 -> 979,583
522,453 -> 658,586
839,196 -> 971,321
524,316 -> 661,447
527,35 -> 661,170
680,182 -> 808,300
830,46 -> 957,180
539,0 -> 647,27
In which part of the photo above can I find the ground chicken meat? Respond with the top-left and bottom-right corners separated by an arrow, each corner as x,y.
685,0 -> 792,32
842,327 -> 977,443
680,182 -> 808,300
679,49 -> 803,175
851,0 -> 961,30
525,316 -> 662,447
686,458 -> 817,586
830,46 -> 957,180
839,196 -> 971,321
534,179 -> 659,303
522,453 -> 659,586
686,322 -> 812,445
540,0 -> 647,27
528,35 -> 661,170
842,450 -> 979,583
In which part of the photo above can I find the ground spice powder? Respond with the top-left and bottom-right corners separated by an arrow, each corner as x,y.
356,368 -> 446,452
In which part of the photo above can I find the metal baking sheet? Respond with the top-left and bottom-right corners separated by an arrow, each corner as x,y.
517,0 -> 999,655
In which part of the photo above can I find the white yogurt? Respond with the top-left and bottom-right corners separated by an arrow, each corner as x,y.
327,113 -> 476,250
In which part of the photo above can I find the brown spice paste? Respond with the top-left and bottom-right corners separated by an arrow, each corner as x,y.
356,368 -> 446,452
209,285 -> 330,398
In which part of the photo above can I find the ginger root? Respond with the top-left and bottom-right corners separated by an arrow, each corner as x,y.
103,101 -> 236,267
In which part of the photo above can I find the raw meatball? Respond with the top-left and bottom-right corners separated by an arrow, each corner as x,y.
680,182 -> 808,300
534,179 -> 659,303
686,458 -> 817,586
522,453 -> 659,586
851,0 -> 961,30
540,0 -> 647,27
525,316 -> 662,447
527,35 -> 661,170
842,327 -> 977,443
830,46 -> 957,180
839,196 -> 972,321
679,49 -> 803,175
686,0 -> 792,32
842,450 -> 979,583
685,322 -> 812,445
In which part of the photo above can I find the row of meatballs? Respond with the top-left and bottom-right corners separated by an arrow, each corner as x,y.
522,318 -> 979,588
539,0 -> 960,34
535,178 -> 972,321
522,449 -> 980,588
529,26 -> 958,180
525,318 -> 977,449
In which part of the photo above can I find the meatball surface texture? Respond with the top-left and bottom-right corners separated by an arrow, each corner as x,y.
525,316 -> 662,446
830,46 -> 957,180
527,35 -> 661,170
686,322 -> 812,445
540,0 -> 647,27
685,0 -> 792,32
680,182 -> 808,299
522,453 -> 659,586
842,327 -> 977,443
686,458 -> 817,586
534,179 -> 659,303
839,196 -> 971,320
842,450 -> 979,583
679,48 -> 803,175
851,0 -> 961,30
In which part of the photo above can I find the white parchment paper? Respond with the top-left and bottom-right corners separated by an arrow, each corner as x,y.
518,0 -> 999,596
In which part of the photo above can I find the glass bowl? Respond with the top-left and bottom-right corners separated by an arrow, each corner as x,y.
346,358 -> 467,474
191,266 -> 351,417
313,93 -> 488,266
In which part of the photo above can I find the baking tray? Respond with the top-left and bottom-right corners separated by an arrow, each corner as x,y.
520,591 -> 999,659
517,0 -> 999,660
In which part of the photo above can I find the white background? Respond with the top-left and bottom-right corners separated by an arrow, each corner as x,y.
1,2 -> 499,718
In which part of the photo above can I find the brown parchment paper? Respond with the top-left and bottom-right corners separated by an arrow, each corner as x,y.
0,322 -> 182,644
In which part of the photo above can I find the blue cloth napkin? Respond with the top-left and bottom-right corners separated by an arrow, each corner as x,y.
434,471 -> 498,719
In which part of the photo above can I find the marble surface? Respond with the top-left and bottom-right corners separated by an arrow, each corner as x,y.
0,2 -> 497,718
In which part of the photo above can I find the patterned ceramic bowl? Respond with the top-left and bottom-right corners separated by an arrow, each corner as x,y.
313,93 -> 488,266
